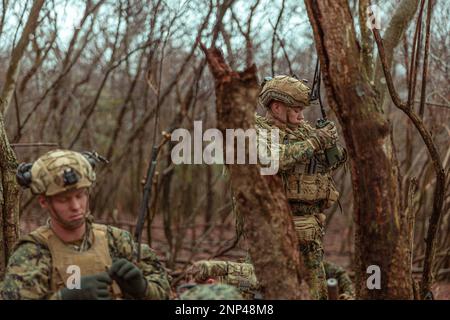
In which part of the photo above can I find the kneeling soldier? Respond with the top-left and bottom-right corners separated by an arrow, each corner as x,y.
1,149 -> 171,300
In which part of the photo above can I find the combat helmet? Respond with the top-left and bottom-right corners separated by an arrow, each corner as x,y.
179,284 -> 244,300
16,150 -> 103,196
258,75 -> 311,109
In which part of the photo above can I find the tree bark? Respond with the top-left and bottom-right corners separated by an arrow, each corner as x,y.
305,0 -> 414,299
0,108 -> 19,279
201,45 -> 304,299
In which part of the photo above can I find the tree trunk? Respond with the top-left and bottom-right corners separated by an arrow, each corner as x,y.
305,0 -> 414,299
201,45 -> 305,299
0,109 -> 19,279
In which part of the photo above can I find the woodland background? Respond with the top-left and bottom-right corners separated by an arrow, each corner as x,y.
0,0 -> 448,299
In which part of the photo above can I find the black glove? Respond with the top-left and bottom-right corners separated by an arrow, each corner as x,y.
60,272 -> 112,300
109,258 -> 147,299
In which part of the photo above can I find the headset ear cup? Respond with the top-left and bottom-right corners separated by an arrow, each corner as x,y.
16,163 -> 33,188
81,151 -> 97,170
81,151 -> 108,171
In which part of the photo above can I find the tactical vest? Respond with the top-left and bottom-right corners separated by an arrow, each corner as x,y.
280,129 -> 339,209
21,223 -> 121,297
187,260 -> 260,299
255,114 -> 340,210
282,170 -> 339,208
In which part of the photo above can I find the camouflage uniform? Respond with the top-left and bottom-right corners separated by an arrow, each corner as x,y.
184,260 -> 353,300
0,218 -> 171,300
1,150 -> 171,300
186,260 -> 259,299
324,260 -> 355,300
179,284 -> 243,300
256,76 -> 347,300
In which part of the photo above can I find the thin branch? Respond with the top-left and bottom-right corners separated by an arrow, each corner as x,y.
418,0 -> 434,118
10,142 -> 58,148
407,0 -> 426,109
269,20 -> 293,76
0,0 -> 9,41
270,0 -> 285,77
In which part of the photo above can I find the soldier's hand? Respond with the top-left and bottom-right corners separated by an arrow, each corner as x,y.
60,272 -> 112,300
109,258 -> 147,299
313,122 -> 338,150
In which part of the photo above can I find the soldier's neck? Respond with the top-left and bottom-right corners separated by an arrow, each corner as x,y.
265,112 -> 287,130
265,112 -> 297,131
50,220 -> 86,243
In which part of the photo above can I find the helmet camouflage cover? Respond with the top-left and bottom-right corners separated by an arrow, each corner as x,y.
186,260 -> 260,296
258,75 -> 311,109
29,149 -> 96,196
179,284 -> 243,300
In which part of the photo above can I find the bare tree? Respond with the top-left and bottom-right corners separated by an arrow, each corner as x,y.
201,45 -> 305,299
0,0 -> 45,278
304,0 -> 445,299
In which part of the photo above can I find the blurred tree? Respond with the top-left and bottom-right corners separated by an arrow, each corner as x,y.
0,0 -> 45,278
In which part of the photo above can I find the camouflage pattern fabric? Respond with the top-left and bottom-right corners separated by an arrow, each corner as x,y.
29,149 -> 96,196
256,114 -> 317,170
0,220 -> 171,300
258,75 -> 311,109
183,260 -> 353,300
186,260 -> 259,299
324,260 -> 355,300
256,114 -> 346,174
300,238 -> 328,300
179,284 -> 243,300
254,113 -> 346,300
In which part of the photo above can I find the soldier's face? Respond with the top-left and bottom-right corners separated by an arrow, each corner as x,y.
287,107 -> 304,124
39,188 -> 89,230
270,102 -> 304,125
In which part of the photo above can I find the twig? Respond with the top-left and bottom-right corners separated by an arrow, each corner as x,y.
269,20 -> 293,76
10,142 -> 58,148
418,0 -> 434,118
407,0 -> 426,109
414,100 -> 450,109
211,236 -> 239,258
270,0 -> 285,77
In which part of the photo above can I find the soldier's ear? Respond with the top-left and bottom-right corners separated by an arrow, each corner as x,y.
38,195 -> 48,209
270,101 -> 282,115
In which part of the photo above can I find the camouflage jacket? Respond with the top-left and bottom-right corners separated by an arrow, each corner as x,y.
324,260 -> 355,299
0,220 -> 171,300
255,113 -> 346,172
255,113 -> 347,211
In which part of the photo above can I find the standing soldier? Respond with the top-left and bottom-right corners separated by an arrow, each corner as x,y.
255,75 -> 347,299
1,149 -> 171,300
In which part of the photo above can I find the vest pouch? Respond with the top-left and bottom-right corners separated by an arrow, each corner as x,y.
324,182 -> 340,209
285,173 -> 340,208
292,215 -> 325,247
285,174 -> 324,202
